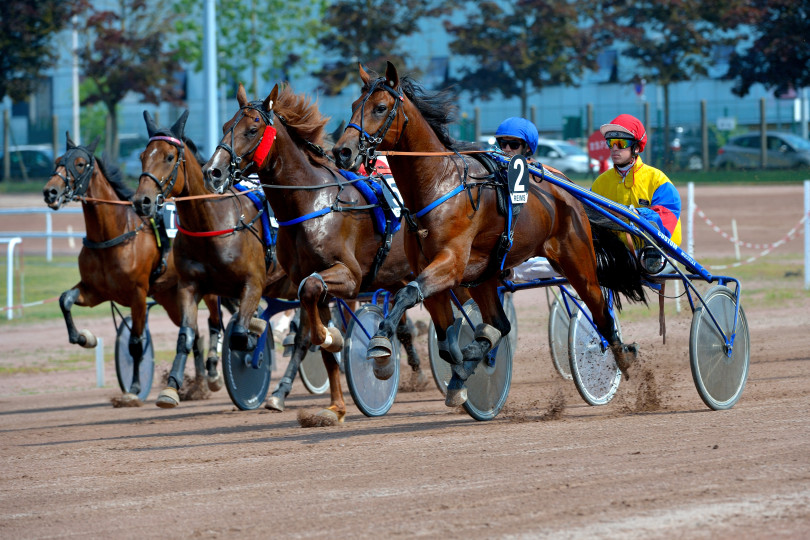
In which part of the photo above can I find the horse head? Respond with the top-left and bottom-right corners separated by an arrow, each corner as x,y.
333,61 -> 407,171
203,83 -> 278,194
43,133 -> 100,209
132,110 -> 191,218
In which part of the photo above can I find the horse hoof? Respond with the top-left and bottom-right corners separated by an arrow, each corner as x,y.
207,373 -> 224,392
373,356 -> 396,381
265,395 -> 285,412
321,326 -> 344,353
249,317 -> 267,336
367,336 -> 392,358
120,392 -> 141,405
79,329 -> 97,349
156,387 -> 180,408
316,408 -> 345,424
445,387 -> 468,407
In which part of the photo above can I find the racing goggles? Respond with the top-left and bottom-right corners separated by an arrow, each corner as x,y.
606,138 -> 633,150
497,138 -> 524,151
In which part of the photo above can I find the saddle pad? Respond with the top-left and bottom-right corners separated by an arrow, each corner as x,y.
234,181 -> 277,246
338,169 -> 402,235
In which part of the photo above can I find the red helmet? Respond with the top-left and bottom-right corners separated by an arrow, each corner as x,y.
600,114 -> 647,152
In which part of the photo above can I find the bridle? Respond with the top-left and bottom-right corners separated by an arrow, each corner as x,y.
212,101 -> 276,191
139,135 -> 186,208
345,77 -> 408,170
55,146 -> 96,201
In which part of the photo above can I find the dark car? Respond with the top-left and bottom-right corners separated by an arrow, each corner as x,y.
0,145 -> 56,181
649,127 -> 720,170
714,132 -> 810,169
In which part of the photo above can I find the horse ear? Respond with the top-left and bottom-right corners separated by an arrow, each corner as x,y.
385,61 -> 399,89
171,109 -> 190,139
87,136 -> 100,154
237,83 -> 248,107
359,63 -> 370,85
66,131 -> 76,149
143,110 -> 159,138
264,84 -> 279,111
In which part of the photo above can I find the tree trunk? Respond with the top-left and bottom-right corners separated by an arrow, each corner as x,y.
105,102 -> 119,163
663,83 -> 671,168
520,80 -> 528,119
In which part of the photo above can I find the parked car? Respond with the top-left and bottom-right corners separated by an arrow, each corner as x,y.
534,139 -> 598,175
649,126 -> 721,171
0,144 -> 55,181
713,132 -> 810,169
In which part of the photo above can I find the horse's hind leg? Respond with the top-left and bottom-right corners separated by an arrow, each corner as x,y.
397,314 -> 420,372
265,321 -> 311,412
59,286 -> 97,348
121,296 -> 149,404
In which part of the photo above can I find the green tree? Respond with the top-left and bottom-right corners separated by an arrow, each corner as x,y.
315,0 -> 450,96
0,1 -> 87,102
724,0 -> 810,98
602,1 -> 744,164
79,0 -> 185,162
444,1 -> 608,118
172,0 -> 327,98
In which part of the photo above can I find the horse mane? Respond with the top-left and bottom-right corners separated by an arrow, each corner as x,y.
273,84 -> 331,160
363,71 -> 477,152
97,152 -> 135,201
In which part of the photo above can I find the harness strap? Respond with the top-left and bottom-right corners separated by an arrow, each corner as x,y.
176,223 -> 236,237
82,222 -> 145,249
413,184 -> 466,219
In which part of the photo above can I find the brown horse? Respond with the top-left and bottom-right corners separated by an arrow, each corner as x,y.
332,62 -> 645,407
202,83 -> 434,423
42,133 -> 222,405
130,110 -> 307,408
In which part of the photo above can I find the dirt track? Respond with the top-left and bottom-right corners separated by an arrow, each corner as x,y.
1,186 -> 809,538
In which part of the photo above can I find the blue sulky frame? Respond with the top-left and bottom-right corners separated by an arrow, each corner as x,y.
489,153 -> 744,360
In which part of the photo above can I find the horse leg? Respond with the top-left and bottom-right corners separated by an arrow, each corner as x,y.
156,287 -> 198,408
59,286 -> 97,348
444,279 -> 511,407
397,314 -> 420,372
121,297 -> 149,404
265,319 -> 312,412
315,304 -> 345,423
206,315 -> 224,391
229,283 -> 264,352
298,267 -> 359,354
369,249 -> 464,379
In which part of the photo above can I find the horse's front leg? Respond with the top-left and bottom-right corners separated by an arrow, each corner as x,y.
121,295 -> 149,404
229,280 -> 264,352
368,249 -> 465,379
59,284 -> 99,348
442,278 -> 510,407
156,284 -> 199,408
317,303 -> 346,423
298,264 -> 360,354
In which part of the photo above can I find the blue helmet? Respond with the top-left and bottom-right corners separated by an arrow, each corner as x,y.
495,117 -> 539,155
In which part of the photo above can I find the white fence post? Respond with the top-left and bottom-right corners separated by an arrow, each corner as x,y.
804,180 -> 810,289
687,182 -> 694,257
3,237 -> 22,320
95,338 -> 105,388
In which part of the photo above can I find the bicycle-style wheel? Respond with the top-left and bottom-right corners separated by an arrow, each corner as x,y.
299,346 -> 330,395
568,307 -> 622,406
344,304 -> 400,417
548,298 -> 574,380
689,286 -> 750,410
115,315 -> 154,401
222,318 -> 274,410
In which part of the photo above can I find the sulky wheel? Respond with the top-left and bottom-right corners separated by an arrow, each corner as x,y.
568,307 -> 622,406
502,291 -> 518,355
299,347 -> 330,395
115,316 -> 155,401
548,298 -> 575,380
689,285 -> 750,410
429,299 -> 513,420
222,318 -> 274,410
344,304 -> 400,417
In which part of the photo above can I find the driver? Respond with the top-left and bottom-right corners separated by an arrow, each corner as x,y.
591,114 -> 682,248
494,117 -> 538,160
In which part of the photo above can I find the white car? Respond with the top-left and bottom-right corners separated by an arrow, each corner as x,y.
534,139 -> 599,175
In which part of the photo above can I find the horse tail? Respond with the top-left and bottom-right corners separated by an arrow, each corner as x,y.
591,225 -> 647,312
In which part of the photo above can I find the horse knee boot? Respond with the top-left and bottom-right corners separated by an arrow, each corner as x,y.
168,326 -> 195,389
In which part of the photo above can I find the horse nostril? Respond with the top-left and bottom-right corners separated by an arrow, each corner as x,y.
210,167 -> 222,180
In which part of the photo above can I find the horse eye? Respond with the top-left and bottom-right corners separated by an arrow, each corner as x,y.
374,104 -> 387,114
167,154 -> 175,162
